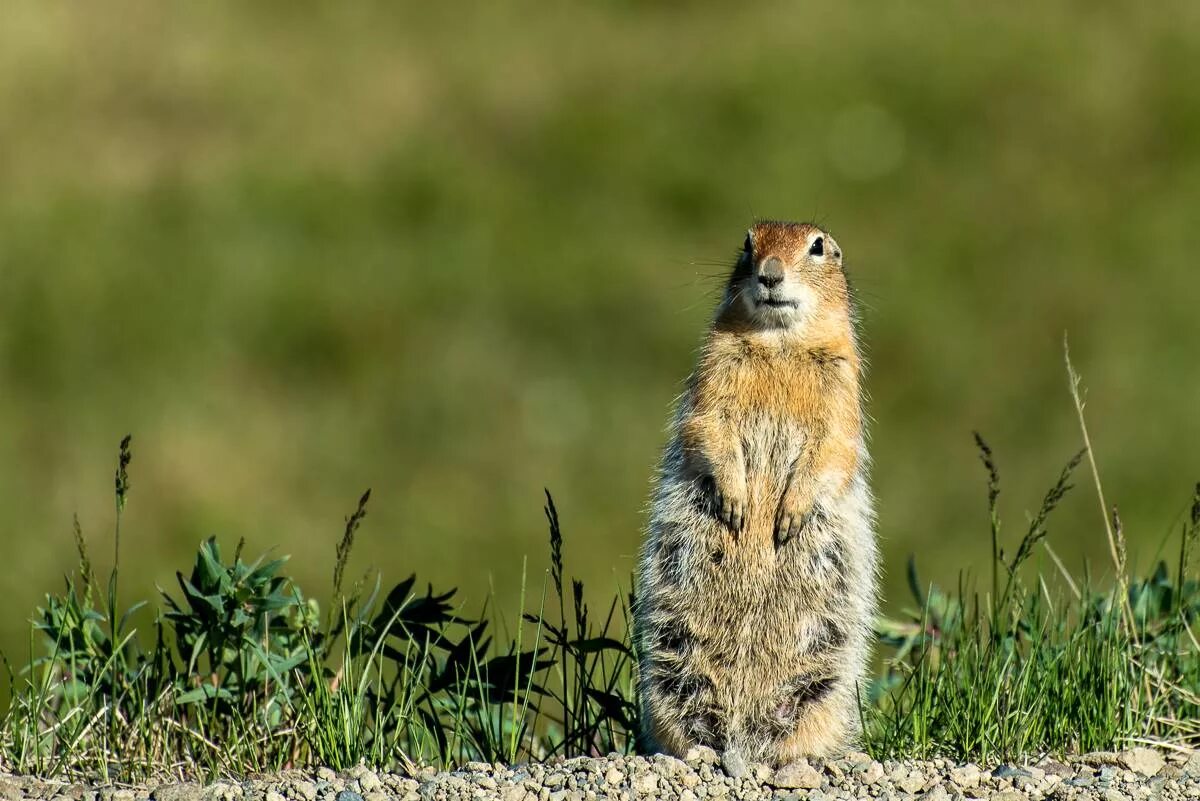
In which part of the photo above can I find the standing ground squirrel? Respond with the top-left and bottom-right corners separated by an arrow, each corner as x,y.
636,220 -> 877,765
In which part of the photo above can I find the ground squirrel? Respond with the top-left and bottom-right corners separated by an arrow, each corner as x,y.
636,221 -> 877,765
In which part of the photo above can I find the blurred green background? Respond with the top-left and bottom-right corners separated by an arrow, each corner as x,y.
2,2 -> 1199,661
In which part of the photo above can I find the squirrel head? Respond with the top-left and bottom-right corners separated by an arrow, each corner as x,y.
718,221 -> 850,334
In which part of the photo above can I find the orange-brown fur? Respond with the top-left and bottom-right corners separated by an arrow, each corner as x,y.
636,221 -> 877,765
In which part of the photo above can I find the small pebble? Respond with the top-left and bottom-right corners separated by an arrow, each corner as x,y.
721,748 -> 749,780
861,762 -> 886,785
630,772 -> 658,795
950,764 -> 982,789
990,792 -> 1027,801
772,761 -> 824,790
1119,748 -> 1165,778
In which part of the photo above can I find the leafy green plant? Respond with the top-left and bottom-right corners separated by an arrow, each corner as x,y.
163,538 -> 314,712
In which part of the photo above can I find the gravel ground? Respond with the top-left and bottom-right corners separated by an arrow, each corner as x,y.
3,747 -> 1196,801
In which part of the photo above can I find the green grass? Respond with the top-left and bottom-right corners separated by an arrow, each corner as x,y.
870,452 -> 1200,761
867,352 -> 1200,760
5,357 -> 1200,780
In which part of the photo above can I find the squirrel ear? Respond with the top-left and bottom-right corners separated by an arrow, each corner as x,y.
743,231 -> 753,253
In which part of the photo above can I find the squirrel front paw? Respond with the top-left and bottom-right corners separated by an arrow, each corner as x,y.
704,473 -> 747,533
774,491 -> 815,546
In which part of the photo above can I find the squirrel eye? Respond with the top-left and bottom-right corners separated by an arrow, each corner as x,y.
808,236 -> 825,257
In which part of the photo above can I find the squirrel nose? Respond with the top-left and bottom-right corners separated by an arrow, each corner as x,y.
757,257 -> 784,288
